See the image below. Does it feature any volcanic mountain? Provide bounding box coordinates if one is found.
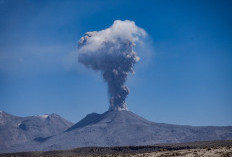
[4,110,232,153]
[0,111,73,153]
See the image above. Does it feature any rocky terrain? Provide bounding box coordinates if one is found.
[1,140,231,157]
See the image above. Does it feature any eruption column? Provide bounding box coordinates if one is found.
[77,20,146,111]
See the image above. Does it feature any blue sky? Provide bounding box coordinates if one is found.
[0,0,231,126]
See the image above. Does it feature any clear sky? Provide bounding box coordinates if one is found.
[0,0,231,126]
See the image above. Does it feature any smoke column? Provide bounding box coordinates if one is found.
[78,20,146,111]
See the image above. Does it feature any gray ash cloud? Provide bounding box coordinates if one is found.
[77,20,146,111]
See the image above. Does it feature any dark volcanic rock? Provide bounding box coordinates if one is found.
[4,110,232,153]
[0,111,73,153]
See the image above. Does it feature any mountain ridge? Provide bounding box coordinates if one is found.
[0,111,73,152]
[3,110,232,153]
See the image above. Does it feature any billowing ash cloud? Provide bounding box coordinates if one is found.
[78,20,146,111]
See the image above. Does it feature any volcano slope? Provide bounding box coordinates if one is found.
[5,110,232,153]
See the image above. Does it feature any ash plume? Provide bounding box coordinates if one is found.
[77,20,146,111]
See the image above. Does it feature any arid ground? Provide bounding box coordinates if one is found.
[1,140,231,157]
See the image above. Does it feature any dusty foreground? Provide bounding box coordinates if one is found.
[1,140,232,157]
[128,147,232,157]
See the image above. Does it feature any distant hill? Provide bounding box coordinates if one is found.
[3,110,232,153]
[0,111,73,153]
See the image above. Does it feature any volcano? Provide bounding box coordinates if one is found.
[4,110,232,153]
